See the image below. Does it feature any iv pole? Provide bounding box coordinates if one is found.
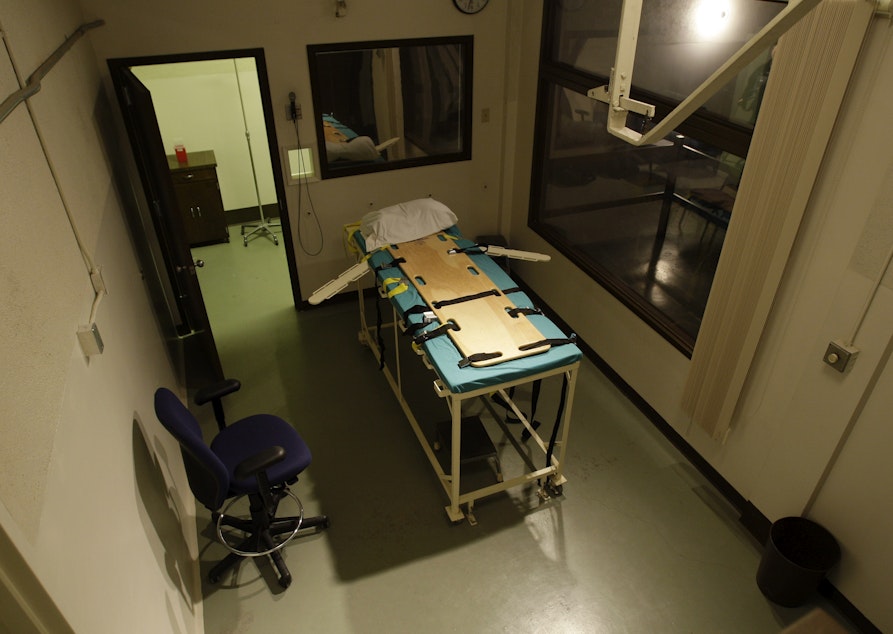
[234,59,280,246]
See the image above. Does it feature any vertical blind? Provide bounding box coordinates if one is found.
[681,0,876,441]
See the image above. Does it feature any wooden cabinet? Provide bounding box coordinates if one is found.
[167,150,229,246]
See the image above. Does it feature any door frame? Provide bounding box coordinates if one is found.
[108,49,301,384]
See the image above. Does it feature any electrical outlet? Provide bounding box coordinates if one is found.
[823,340,858,373]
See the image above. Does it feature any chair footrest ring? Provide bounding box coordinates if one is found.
[215,488,304,558]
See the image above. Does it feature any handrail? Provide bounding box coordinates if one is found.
[0,19,104,124]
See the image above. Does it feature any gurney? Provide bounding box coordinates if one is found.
[311,200,582,523]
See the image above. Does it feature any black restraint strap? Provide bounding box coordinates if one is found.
[458,352,503,368]
[507,307,543,318]
[375,296,386,370]
[403,304,430,316]
[412,321,459,345]
[522,379,542,442]
[432,289,500,309]
[401,304,433,337]
[372,257,405,273]
[545,374,570,474]
[519,334,577,351]
[446,244,487,256]
[404,322,428,337]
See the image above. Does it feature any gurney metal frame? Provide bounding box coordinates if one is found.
[353,276,580,525]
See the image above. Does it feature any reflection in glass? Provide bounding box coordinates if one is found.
[535,83,744,348]
[307,37,472,179]
[551,0,783,127]
[532,0,780,351]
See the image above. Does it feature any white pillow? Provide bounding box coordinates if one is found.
[361,199,458,250]
[326,137,381,162]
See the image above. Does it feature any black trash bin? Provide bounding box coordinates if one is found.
[756,516,841,607]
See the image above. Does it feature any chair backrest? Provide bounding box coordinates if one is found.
[154,387,230,510]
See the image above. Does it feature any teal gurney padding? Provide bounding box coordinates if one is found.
[354,228,582,393]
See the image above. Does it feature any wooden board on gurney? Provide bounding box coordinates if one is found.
[390,233,550,367]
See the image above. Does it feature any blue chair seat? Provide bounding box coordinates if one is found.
[211,414,312,495]
[154,380,328,590]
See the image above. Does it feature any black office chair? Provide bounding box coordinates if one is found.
[154,379,328,589]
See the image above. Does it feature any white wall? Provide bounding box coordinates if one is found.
[133,59,278,212]
[6,0,889,630]
[80,0,510,301]
[0,0,200,632]
[507,4,893,630]
[1,0,512,630]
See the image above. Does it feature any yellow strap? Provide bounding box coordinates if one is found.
[381,277,408,298]
[343,222,362,256]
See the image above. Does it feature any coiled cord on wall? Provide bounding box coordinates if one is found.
[291,115,323,256]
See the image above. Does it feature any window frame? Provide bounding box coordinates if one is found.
[528,3,759,355]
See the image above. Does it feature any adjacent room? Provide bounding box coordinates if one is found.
[2,1,892,633]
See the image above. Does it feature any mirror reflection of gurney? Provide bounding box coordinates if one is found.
[323,114,399,164]
[310,201,582,524]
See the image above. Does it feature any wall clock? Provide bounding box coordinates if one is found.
[453,0,489,14]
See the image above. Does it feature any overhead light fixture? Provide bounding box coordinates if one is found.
[694,0,732,39]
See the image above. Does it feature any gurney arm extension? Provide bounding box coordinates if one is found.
[309,261,370,305]
[484,245,551,262]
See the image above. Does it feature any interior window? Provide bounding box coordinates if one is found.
[530,1,781,353]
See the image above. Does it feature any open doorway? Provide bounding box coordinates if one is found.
[109,49,299,384]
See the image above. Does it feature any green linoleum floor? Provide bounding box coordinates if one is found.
[188,229,857,634]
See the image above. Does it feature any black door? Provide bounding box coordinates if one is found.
[111,64,224,387]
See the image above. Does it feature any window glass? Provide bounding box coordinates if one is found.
[532,2,775,352]
[535,84,742,344]
[551,0,782,127]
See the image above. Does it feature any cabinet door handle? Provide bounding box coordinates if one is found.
[196,206,201,217]
[185,173,194,179]
[190,206,195,218]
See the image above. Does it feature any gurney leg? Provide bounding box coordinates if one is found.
[445,505,466,524]
[446,398,464,523]
[465,502,478,526]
